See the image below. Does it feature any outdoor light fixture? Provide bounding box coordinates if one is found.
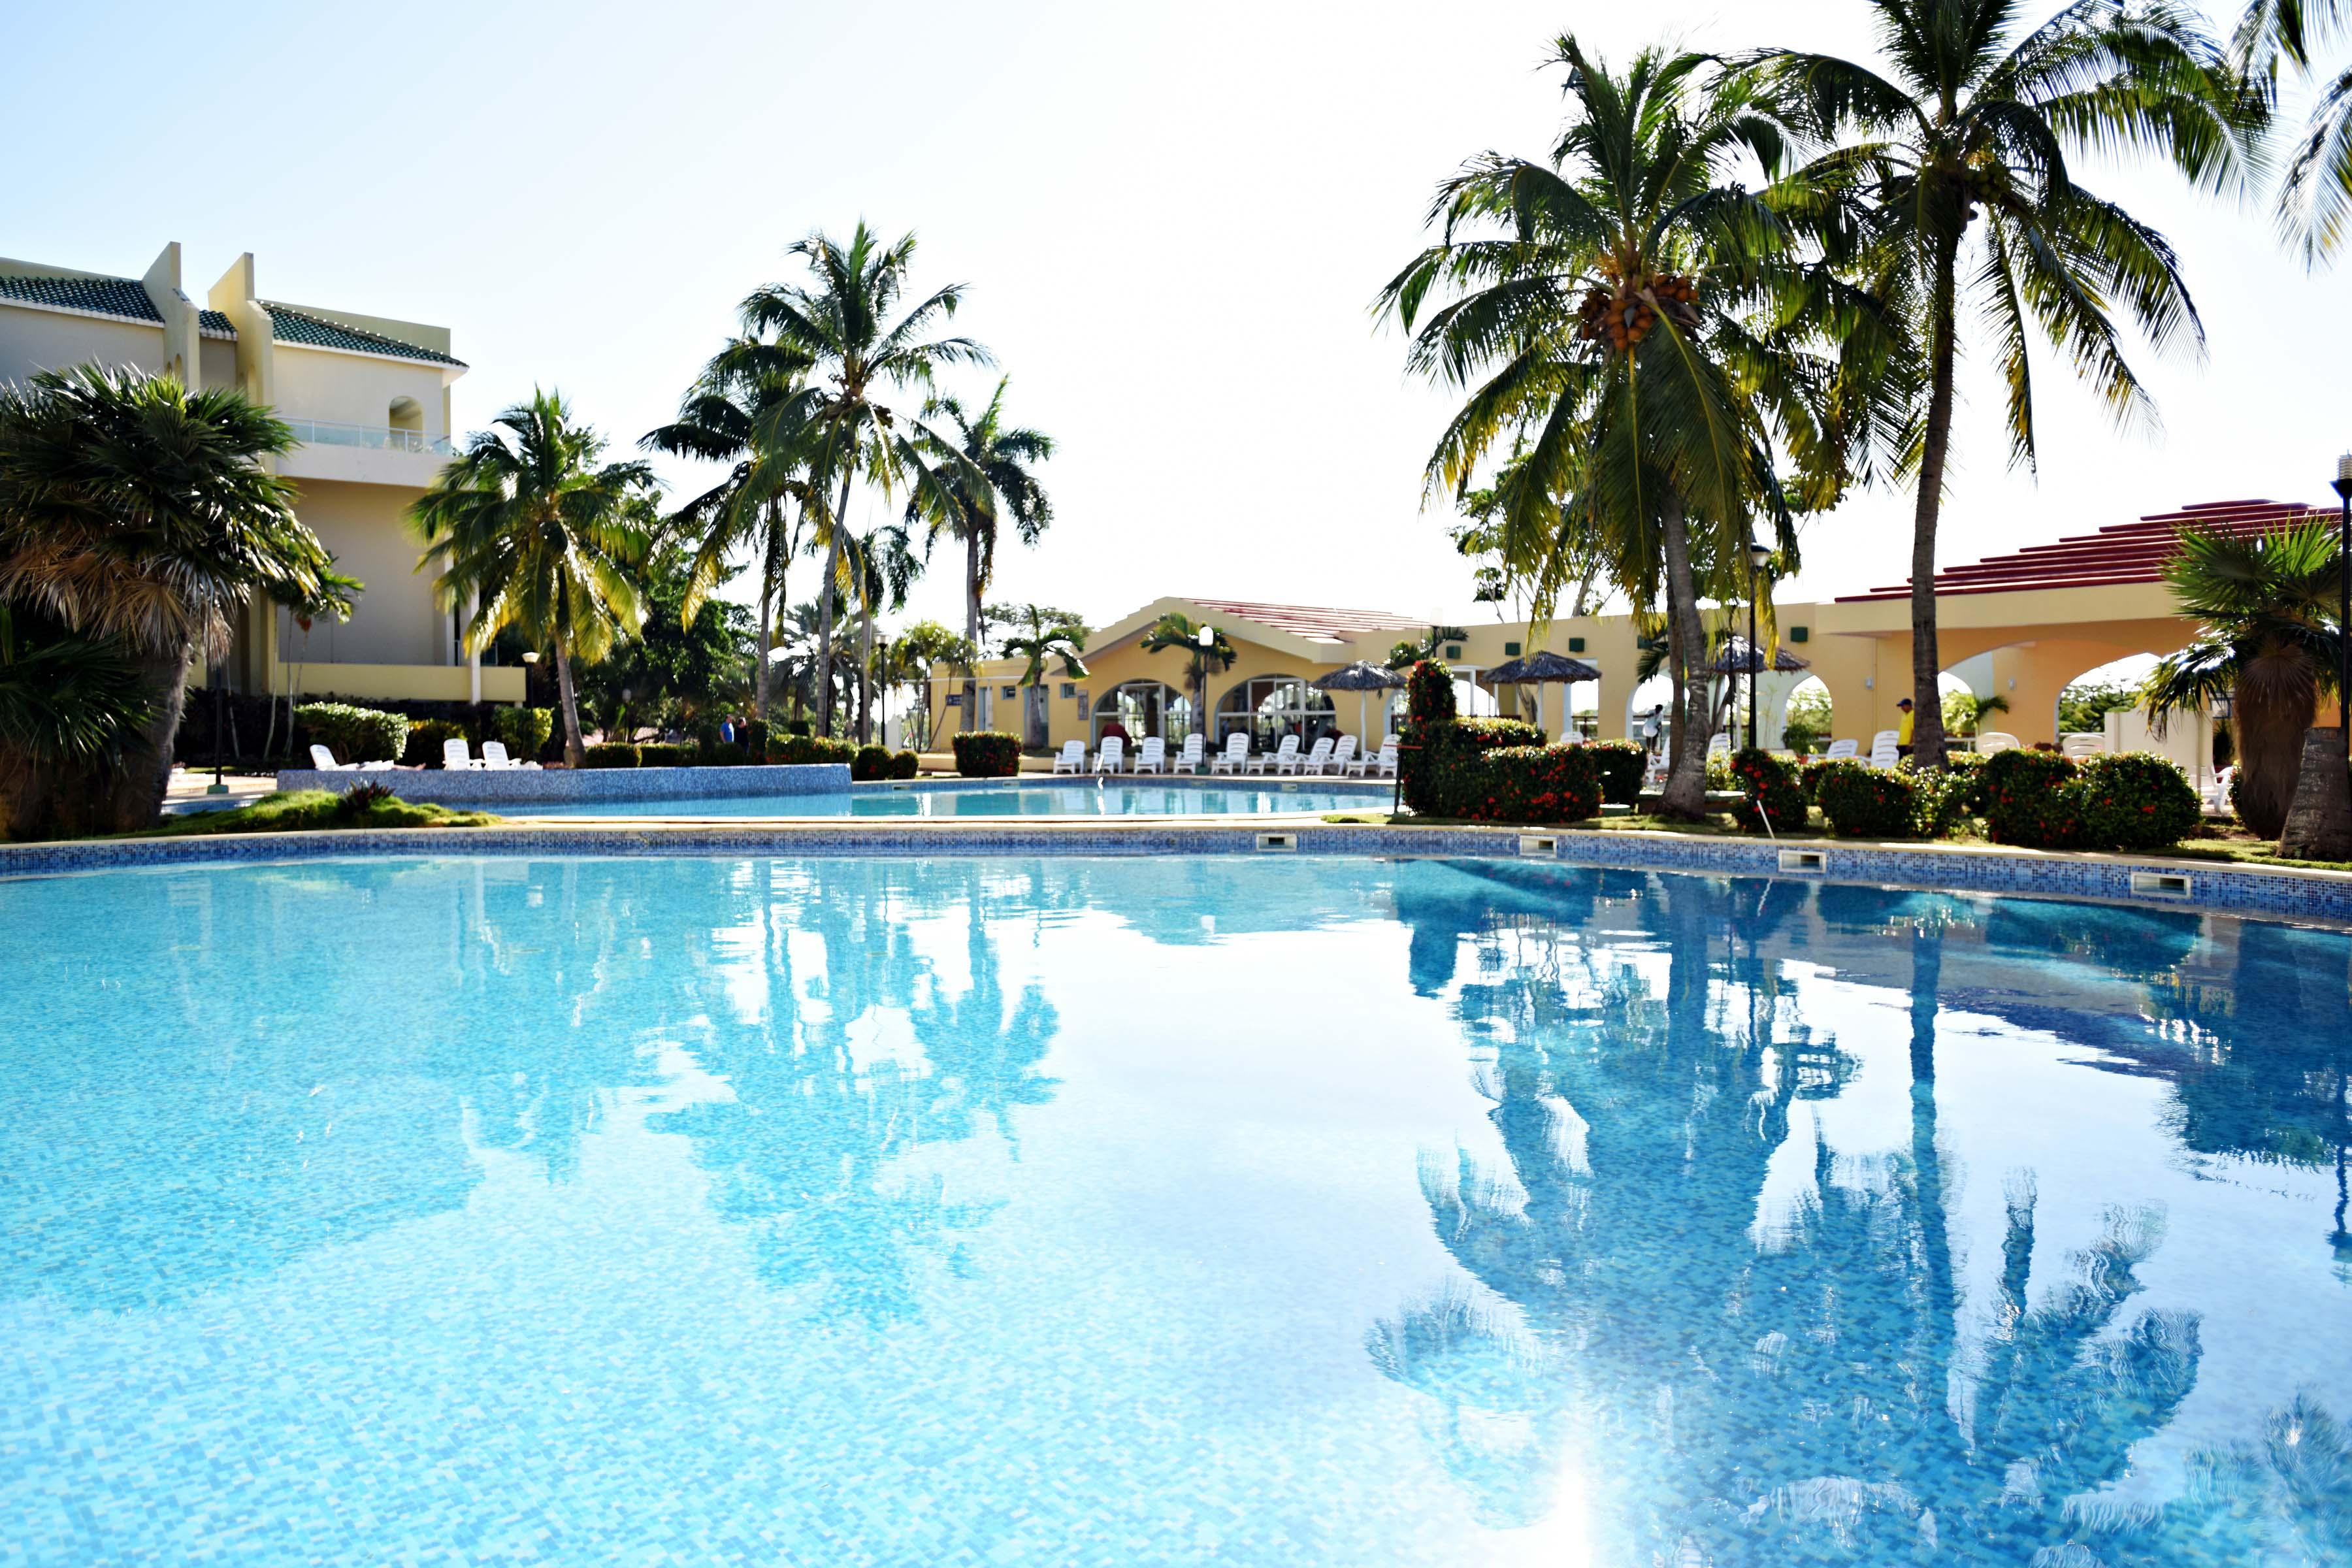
[521,651,540,665]
[1745,539,1771,750]
[2334,454,2351,752]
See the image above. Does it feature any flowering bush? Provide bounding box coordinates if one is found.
[1980,749,2084,847]
[1795,755,1842,803]
[1586,740,1646,804]
[1431,742,1604,824]
[851,743,894,781]
[1984,749,2197,850]
[1405,659,1456,725]
[1727,748,1807,832]
[1816,760,1920,838]
[1401,715,1541,814]
[889,749,921,779]
[950,731,1022,777]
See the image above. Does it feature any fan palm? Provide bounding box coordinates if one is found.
[641,337,819,723]
[910,378,1055,717]
[1138,612,1233,747]
[2142,517,2342,837]
[0,363,331,830]
[1739,0,2253,769]
[738,224,992,735]
[412,390,657,767]
[1378,39,1869,816]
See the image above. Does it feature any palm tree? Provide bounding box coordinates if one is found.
[1138,612,1234,750]
[1740,0,2253,770]
[889,619,978,746]
[2142,516,2342,838]
[1383,625,1471,672]
[738,224,992,736]
[1378,39,1863,816]
[412,390,657,768]
[1000,606,1090,749]
[0,363,333,829]
[910,378,1055,719]
[2236,0,2352,259]
[838,517,920,743]
[641,338,819,723]
[259,561,361,762]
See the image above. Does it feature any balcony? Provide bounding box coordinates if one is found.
[282,417,454,455]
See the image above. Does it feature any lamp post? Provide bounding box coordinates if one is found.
[1747,540,1772,752]
[1196,625,1215,762]
[2336,454,2351,757]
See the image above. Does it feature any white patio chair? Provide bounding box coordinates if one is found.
[309,743,353,772]
[1321,735,1358,776]
[1977,731,2020,755]
[1348,737,1399,777]
[2061,732,2106,759]
[1092,735,1126,774]
[1825,738,1858,760]
[1707,731,1731,757]
[1281,736,1333,776]
[1868,730,1901,770]
[1173,734,1205,773]
[1209,732,1250,775]
[1133,736,1167,774]
[481,741,540,770]
[442,736,487,770]
[1247,735,1298,775]
[1051,740,1086,774]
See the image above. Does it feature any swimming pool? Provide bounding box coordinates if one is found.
[5,854,2347,1565]
[518,780,1383,817]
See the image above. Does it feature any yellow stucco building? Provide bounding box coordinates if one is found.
[0,242,518,706]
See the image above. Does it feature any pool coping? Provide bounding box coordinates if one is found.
[8,819,2351,930]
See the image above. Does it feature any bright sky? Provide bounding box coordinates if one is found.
[7,1,2347,640]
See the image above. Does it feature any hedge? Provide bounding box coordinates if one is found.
[1982,748,2198,851]
[1816,760,1919,839]
[1586,740,1646,805]
[1401,715,1543,815]
[581,742,641,769]
[404,717,467,766]
[637,742,696,768]
[700,741,748,767]
[770,733,857,767]
[1405,659,1456,725]
[1447,744,1604,825]
[1727,748,1807,832]
[295,702,410,764]
[851,744,893,782]
[952,731,1022,777]
[493,706,554,762]
[889,749,920,779]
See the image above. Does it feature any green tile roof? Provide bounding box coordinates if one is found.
[0,272,235,335]
[262,303,465,367]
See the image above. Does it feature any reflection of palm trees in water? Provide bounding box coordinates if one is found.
[1370,873,2216,1561]
[652,859,1059,1325]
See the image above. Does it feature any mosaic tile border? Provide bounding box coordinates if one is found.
[7,821,2351,929]
[270,762,850,804]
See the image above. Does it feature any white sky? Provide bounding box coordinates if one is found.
[7,1,2347,639]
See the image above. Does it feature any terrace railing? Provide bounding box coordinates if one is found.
[284,417,455,456]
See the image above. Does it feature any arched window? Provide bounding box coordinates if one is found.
[1092,680,1191,745]
[1215,676,1337,748]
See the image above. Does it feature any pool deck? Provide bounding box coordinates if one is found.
[8,815,2352,930]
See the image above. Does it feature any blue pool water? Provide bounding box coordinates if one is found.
[521,781,1379,817]
[4,855,2348,1566]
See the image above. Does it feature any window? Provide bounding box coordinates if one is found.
[1568,636,1586,653]
[1444,644,1463,661]
[1505,641,1521,657]
[1789,626,1810,644]
[1092,680,1191,744]
[1060,682,1077,699]
[1215,676,1337,748]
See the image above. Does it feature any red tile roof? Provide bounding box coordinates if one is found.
[1836,499,2333,602]
[1182,598,1428,642]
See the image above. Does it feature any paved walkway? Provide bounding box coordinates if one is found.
[163,768,277,811]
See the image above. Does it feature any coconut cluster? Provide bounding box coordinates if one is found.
[1576,261,1702,353]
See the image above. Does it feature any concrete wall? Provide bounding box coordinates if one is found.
[282,479,443,666]
[0,306,165,383]
[270,341,450,438]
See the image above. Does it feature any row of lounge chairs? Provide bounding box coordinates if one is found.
[306,739,540,772]
[1052,733,1400,778]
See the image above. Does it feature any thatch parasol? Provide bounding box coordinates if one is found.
[1477,649,1603,740]
[1702,636,1809,675]
[1311,661,1409,743]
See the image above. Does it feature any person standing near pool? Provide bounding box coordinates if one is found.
[1896,697,1914,759]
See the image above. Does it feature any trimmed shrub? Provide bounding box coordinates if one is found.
[494,705,554,761]
[700,741,748,767]
[771,733,857,767]
[1816,760,1920,839]
[951,730,1022,777]
[1982,749,2086,848]
[1727,748,1807,832]
[637,742,696,768]
[295,702,410,765]
[742,719,769,761]
[2078,753,2201,850]
[785,719,812,737]
[1447,744,1605,825]
[581,742,641,769]
[889,749,920,779]
[1405,659,1456,725]
[1586,740,1646,805]
[1795,755,1842,804]
[404,717,467,767]
[851,744,893,782]
[1910,766,1983,840]
[1403,717,1543,815]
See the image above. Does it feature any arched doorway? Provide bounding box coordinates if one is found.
[1215,676,1337,749]
[1092,681,1192,746]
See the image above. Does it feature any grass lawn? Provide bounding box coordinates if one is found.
[138,790,500,838]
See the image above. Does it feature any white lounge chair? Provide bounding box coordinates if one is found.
[1092,736,1126,774]
[1209,732,1250,775]
[1173,734,1205,773]
[1133,736,1167,774]
[442,736,487,770]
[1320,735,1358,776]
[1707,731,1731,757]
[1246,735,1298,776]
[1348,737,1399,778]
[480,740,539,770]
[1977,730,2020,755]
[1281,736,1333,776]
[1825,738,1858,760]
[310,743,353,772]
[1051,740,1086,774]
[1868,730,1901,770]
[2061,732,2106,759]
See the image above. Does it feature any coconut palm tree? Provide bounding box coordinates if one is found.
[1000,606,1090,749]
[1740,0,2254,770]
[1382,625,1472,672]
[837,517,920,743]
[909,378,1055,718]
[412,390,657,768]
[2236,0,2352,259]
[1138,612,1233,749]
[641,337,819,723]
[0,363,333,830]
[1378,39,1867,816]
[738,224,992,736]
[2142,515,2342,838]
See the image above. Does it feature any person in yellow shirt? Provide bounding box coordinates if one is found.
[1896,697,1915,758]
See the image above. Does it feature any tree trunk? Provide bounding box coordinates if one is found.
[1908,233,1961,772]
[1658,495,1711,819]
[963,524,984,733]
[555,640,585,768]
[2235,672,2313,838]
[857,602,875,745]
[815,464,854,736]
[755,515,776,723]
[2278,726,2352,860]
[97,644,195,832]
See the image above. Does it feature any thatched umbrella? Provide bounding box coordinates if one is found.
[1478,649,1603,740]
[1701,636,1809,675]
[1311,661,1409,745]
